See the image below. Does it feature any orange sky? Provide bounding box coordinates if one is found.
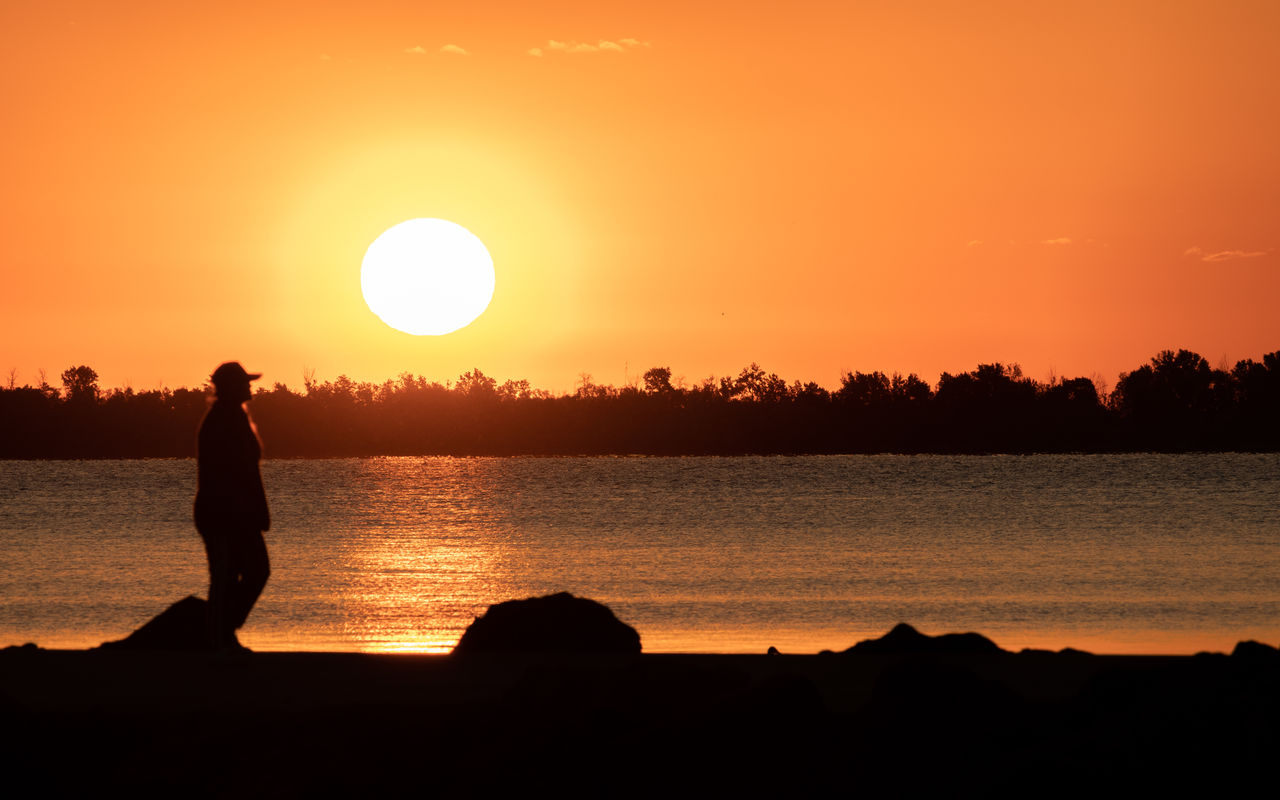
[3,1,1277,394]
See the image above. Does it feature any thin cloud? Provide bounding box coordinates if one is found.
[439,44,469,56]
[966,240,983,247]
[1041,237,1072,246]
[1184,246,1268,263]
[404,45,427,55]
[527,47,543,57]
[540,38,650,55]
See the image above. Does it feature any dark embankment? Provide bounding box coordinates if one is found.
[3,636,1277,793]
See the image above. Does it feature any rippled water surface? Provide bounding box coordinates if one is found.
[2,454,1277,653]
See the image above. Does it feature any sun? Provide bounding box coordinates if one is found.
[361,218,495,336]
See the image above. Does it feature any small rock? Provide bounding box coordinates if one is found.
[842,623,1005,655]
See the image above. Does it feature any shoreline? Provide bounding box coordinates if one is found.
[14,624,1273,658]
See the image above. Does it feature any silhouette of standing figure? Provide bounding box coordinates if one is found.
[194,362,270,651]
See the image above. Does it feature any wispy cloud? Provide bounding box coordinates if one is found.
[966,240,983,247]
[548,40,599,53]
[536,38,650,55]
[1041,237,1072,246]
[1184,246,1268,263]
[439,44,469,56]
[404,45,427,55]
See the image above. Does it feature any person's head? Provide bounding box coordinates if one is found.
[210,361,261,403]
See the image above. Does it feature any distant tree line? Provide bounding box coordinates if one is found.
[2,349,1277,458]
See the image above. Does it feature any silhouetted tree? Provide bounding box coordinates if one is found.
[643,367,674,395]
[1041,376,1100,411]
[575,374,616,399]
[790,380,829,402]
[1233,353,1280,414]
[456,368,497,399]
[733,363,788,402]
[890,373,932,405]
[1113,349,1232,449]
[838,371,892,408]
[933,363,1038,451]
[61,365,99,404]
[498,378,537,401]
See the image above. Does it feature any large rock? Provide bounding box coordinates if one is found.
[97,596,241,652]
[453,592,641,655]
[1231,639,1280,660]
[841,622,1005,655]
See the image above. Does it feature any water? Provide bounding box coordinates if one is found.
[1,454,1277,654]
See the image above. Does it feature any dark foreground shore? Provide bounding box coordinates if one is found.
[3,645,1277,794]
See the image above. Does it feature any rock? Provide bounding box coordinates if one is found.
[97,596,242,652]
[841,623,1005,655]
[1057,646,1093,656]
[1231,640,1280,660]
[1019,645,1091,657]
[453,592,641,655]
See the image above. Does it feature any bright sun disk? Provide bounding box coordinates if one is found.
[361,218,495,336]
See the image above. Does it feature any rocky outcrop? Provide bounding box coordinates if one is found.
[841,622,1005,655]
[453,592,641,655]
[1231,639,1280,660]
[97,596,242,652]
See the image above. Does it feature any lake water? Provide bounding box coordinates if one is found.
[1,454,1277,654]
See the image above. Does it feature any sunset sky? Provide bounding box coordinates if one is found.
[3,0,1277,394]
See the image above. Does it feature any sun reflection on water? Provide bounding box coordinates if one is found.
[321,458,516,653]
[336,534,508,653]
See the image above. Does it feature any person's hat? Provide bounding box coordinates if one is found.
[210,361,262,387]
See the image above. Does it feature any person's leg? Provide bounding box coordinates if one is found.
[228,529,270,630]
[200,529,235,647]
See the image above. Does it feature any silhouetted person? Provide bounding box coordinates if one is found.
[194,361,270,651]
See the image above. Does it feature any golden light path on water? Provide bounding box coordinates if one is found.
[337,533,507,655]
[261,458,522,655]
